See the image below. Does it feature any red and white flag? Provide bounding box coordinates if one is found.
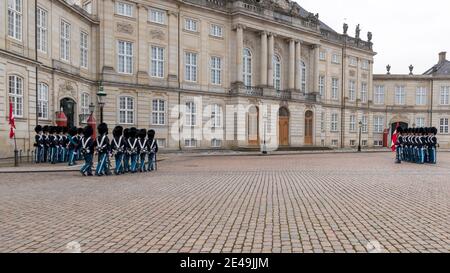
[390,123,399,152]
[9,100,16,139]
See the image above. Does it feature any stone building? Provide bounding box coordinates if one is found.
[0,0,448,158]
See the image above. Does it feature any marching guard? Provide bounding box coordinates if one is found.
[138,129,148,173]
[80,126,94,176]
[394,126,438,165]
[147,129,158,171]
[111,126,126,175]
[34,125,44,163]
[95,123,111,176]
[127,127,139,173]
[67,127,79,166]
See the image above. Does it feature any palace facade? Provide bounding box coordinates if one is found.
[0,0,449,158]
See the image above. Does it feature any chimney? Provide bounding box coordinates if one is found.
[439,52,447,63]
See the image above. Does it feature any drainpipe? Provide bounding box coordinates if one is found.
[340,44,346,148]
[35,0,39,126]
[430,78,434,127]
[177,4,181,151]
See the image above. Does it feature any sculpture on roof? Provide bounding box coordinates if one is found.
[355,24,361,39]
[367,32,372,42]
[386,64,391,75]
[343,23,348,35]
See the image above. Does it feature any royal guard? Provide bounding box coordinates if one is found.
[49,126,58,164]
[123,128,130,173]
[55,126,62,162]
[62,126,69,163]
[67,127,78,166]
[95,123,110,176]
[76,127,84,161]
[429,127,438,164]
[111,126,125,175]
[137,129,148,172]
[34,125,44,163]
[42,125,50,163]
[394,127,403,164]
[80,126,94,176]
[127,127,139,173]
[147,129,158,171]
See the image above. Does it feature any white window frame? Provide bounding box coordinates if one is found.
[301,61,307,92]
[150,46,165,78]
[349,80,356,101]
[149,8,165,24]
[8,75,23,118]
[374,116,384,133]
[440,118,449,134]
[80,31,89,69]
[273,54,282,91]
[331,113,338,132]
[395,86,406,105]
[38,83,49,120]
[361,116,368,133]
[440,86,450,105]
[210,56,222,85]
[374,85,385,105]
[349,115,356,132]
[81,92,90,123]
[119,96,135,124]
[185,52,198,82]
[185,102,197,127]
[319,76,325,97]
[211,104,222,128]
[116,2,133,17]
[361,59,369,70]
[152,99,166,125]
[210,24,223,38]
[243,48,252,87]
[331,78,339,100]
[60,20,71,62]
[361,82,368,103]
[319,51,326,61]
[349,56,357,67]
[37,7,48,53]
[8,0,22,41]
[185,138,197,148]
[416,117,425,128]
[320,112,325,132]
[211,138,222,148]
[332,54,340,64]
[118,40,133,74]
[185,18,198,32]
[415,87,427,105]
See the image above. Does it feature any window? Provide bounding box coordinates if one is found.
[185,138,197,147]
[119,96,134,124]
[243,48,252,87]
[395,86,406,105]
[415,87,427,105]
[319,76,325,96]
[149,9,165,24]
[301,61,307,92]
[374,140,383,147]
[210,24,223,38]
[319,51,326,61]
[331,113,338,132]
[440,86,450,105]
[185,102,196,126]
[348,80,356,101]
[320,112,325,132]
[157,139,166,148]
[374,116,384,133]
[361,59,369,69]
[332,54,340,64]
[350,140,356,146]
[151,46,164,78]
[152,99,166,125]
[211,139,222,148]
[8,0,22,40]
[273,55,281,90]
[374,85,385,105]
[331,140,338,146]
[416,117,425,128]
[8,75,23,117]
[361,116,368,133]
[81,92,90,123]
[185,52,198,82]
[439,118,449,134]
[38,83,48,120]
[331,78,339,100]
[361,83,368,103]
[82,1,92,14]
[118,40,133,74]
[210,56,222,85]
[349,56,357,66]
[37,7,48,52]
[349,115,356,132]
[60,20,71,61]
[211,104,221,128]
[80,32,89,68]
[185,18,198,32]
[362,140,368,147]
[116,2,133,17]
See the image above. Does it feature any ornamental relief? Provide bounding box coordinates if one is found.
[150,29,166,40]
[116,22,134,35]
[59,80,77,99]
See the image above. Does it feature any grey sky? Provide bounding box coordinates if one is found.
[294,0,450,74]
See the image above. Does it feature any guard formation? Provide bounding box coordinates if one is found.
[394,127,438,164]
[33,123,159,176]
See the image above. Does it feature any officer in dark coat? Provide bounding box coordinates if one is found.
[80,126,94,176]
[147,129,159,171]
[95,123,110,176]
[111,126,125,175]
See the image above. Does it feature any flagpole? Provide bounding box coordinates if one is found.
[14,131,18,167]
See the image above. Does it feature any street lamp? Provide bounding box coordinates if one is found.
[89,102,95,116]
[97,81,106,124]
[262,112,268,155]
[358,121,363,152]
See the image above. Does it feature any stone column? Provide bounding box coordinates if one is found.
[295,41,302,91]
[260,31,268,86]
[167,11,179,87]
[267,33,275,87]
[288,39,296,90]
[313,44,321,93]
[236,24,244,83]
[137,4,149,84]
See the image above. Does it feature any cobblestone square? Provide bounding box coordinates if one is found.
[0,152,448,253]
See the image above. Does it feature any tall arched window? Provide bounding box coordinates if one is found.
[119,96,134,124]
[243,48,252,87]
[8,75,23,117]
[301,61,307,92]
[80,92,90,123]
[273,54,281,90]
[38,83,49,120]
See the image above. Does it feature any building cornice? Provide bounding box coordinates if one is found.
[373,74,450,81]
[54,0,100,25]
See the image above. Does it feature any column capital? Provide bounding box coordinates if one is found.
[233,23,247,31]
[168,10,179,17]
[260,30,269,36]
[310,44,321,49]
[268,32,277,38]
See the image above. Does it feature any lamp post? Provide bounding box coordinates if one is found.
[97,81,106,124]
[89,102,95,117]
[358,121,362,152]
[262,112,268,155]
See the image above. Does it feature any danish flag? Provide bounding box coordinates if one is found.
[390,122,399,152]
[9,100,16,139]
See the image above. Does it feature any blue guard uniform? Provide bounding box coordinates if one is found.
[67,127,79,166]
[137,129,148,172]
[95,123,111,176]
[111,126,126,175]
[127,127,139,173]
[122,128,131,173]
[34,125,44,163]
[147,129,158,171]
[80,126,94,176]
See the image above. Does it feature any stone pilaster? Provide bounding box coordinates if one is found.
[267,33,275,87]
[288,39,296,90]
[313,44,321,94]
[295,41,302,91]
[235,24,245,84]
[260,31,268,86]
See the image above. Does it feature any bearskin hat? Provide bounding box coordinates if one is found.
[397,127,403,134]
[147,129,155,139]
[113,126,124,138]
[62,126,69,134]
[419,127,425,135]
[83,126,93,138]
[97,123,108,135]
[138,128,147,139]
[49,126,56,134]
[129,127,137,138]
[123,128,130,138]
[55,126,62,134]
[431,127,438,135]
[77,127,84,135]
[68,126,77,137]
[34,125,42,134]
[43,125,49,133]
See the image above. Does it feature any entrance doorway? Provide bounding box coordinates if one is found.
[60,98,76,128]
[304,110,313,145]
[248,106,259,145]
[279,107,289,146]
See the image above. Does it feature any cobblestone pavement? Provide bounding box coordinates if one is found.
[0,153,448,253]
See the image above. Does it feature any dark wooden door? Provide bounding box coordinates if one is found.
[305,111,313,145]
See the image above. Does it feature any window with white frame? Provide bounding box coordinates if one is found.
[210,24,223,38]
[415,87,427,105]
[362,140,368,146]
[331,78,339,100]
[361,59,369,69]
[416,117,425,128]
[37,7,48,52]
[149,8,165,24]
[211,138,222,148]
[185,52,198,82]
[374,140,383,147]
[81,92,90,123]
[319,51,326,61]
[151,46,164,78]
[119,96,134,124]
[185,138,197,147]
[8,0,22,40]
[273,55,281,90]
[320,112,325,132]
[440,118,449,134]
[80,31,88,68]
[152,99,166,125]
[185,101,196,126]
[118,40,133,74]
[116,2,133,17]
[331,139,338,146]
[349,115,356,132]
[156,139,166,148]
[38,83,48,120]
[8,75,23,117]
[331,113,338,132]
[332,54,340,64]
[349,56,357,66]
[348,80,356,101]
[301,61,307,92]
[374,116,384,133]
[374,85,385,105]
[210,56,222,85]
[361,82,368,103]
[82,1,92,14]
[185,18,198,32]
[211,104,221,128]
[60,20,71,61]
[243,48,252,87]
[440,86,450,105]
[319,76,325,97]
[350,140,356,146]
[395,86,406,105]
[361,115,368,133]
